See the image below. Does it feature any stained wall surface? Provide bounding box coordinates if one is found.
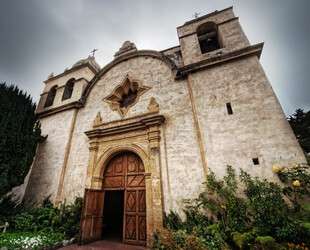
[189,56,305,182]
[59,56,206,214]
[23,109,75,203]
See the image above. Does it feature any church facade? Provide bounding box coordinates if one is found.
[23,7,305,246]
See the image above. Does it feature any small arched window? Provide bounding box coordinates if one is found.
[44,85,57,108]
[62,78,75,101]
[197,22,220,54]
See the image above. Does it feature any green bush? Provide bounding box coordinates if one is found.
[0,196,83,239]
[0,231,65,250]
[195,166,250,233]
[153,165,310,249]
[275,163,310,211]
[239,169,297,241]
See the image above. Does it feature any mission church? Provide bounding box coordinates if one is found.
[21,7,305,246]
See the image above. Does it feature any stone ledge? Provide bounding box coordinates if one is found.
[85,114,165,139]
[176,43,264,78]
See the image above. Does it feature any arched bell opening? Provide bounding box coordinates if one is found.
[197,21,221,54]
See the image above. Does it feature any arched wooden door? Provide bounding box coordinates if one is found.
[103,152,147,245]
[78,152,146,246]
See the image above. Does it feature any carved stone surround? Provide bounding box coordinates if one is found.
[84,113,165,246]
[103,75,151,118]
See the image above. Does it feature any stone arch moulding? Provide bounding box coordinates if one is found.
[103,74,151,118]
[83,113,165,246]
[94,143,150,181]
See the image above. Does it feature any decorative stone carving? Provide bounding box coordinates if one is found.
[84,113,165,246]
[114,41,137,57]
[103,75,151,118]
[93,112,102,127]
[72,56,101,72]
[47,72,54,79]
[148,97,159,113]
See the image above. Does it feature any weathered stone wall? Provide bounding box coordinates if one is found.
[189,55,305,181]
[24,109,75,204]
[36,67,95,113]
[59,56,206,214]
[178,7,250,66]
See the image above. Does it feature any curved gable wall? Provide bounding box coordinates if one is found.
[60,55,205,213]
[79,50,178,106]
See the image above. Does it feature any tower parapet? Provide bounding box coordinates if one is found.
[36,56,100,117]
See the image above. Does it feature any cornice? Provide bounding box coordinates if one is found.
[37,102,80,118]
[85,114,165,139]
[178,17,239,39]
[37,44,263,118]
[44,63,98,84]
[176,43,264,78]
[178,6,233,28]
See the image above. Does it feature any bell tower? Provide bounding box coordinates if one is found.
[175,7,304,180]
[177,7,262,67]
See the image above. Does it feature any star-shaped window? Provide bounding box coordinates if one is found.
[119,89,138,108]
[103,75,150,118]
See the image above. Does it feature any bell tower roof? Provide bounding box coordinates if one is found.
[72,55,101,72]
[44,56,101,84]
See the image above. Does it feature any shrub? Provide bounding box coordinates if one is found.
[239,169,297,241]
[275,163,310,211]
[189,166,251,233]
[0,196,83,238]
[0,231,65,250]
[163,210,183,231]
[153,226,182,249]
[154,165,310,249]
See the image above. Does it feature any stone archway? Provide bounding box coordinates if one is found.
[103,151,146,245]
[78,113,165,247]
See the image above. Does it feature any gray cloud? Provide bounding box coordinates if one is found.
[0,0,309,116]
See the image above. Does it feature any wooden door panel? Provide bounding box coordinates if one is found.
[79,152,146,246]
[138,216,146,241]
[123,188,146,245]
[105,156,124,175]
[78,189,105,245]
[125,215,136,240]
[138,190,146,212]
[127,174,145,188]
[126,190,136,212]
[123,153,147,245]
[103,176,123,189]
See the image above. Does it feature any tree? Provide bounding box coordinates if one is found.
[0,83,44,199]
[288,108,310,154]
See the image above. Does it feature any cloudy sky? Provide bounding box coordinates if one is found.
[0,0,309,116]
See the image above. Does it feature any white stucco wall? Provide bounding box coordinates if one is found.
[59,56,206,214]
[190,55,305,182]
[24,109,75,204]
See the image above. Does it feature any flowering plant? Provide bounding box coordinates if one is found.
[275,163,310,211]
[0,231,64,249]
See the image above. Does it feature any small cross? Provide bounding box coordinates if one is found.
[91,49,98,57]
[193,12,201,19]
